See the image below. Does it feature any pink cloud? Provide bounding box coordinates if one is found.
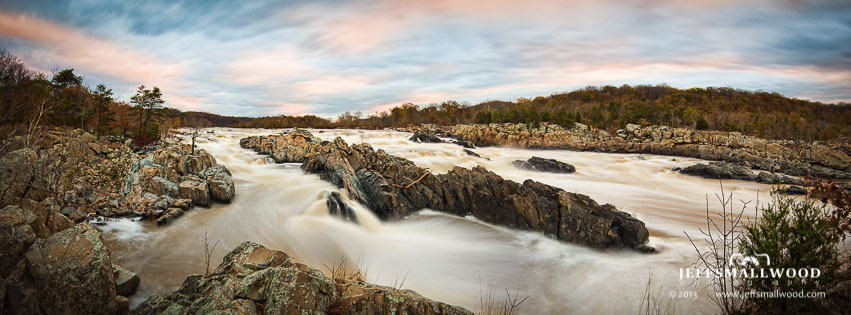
[0,11,185,85]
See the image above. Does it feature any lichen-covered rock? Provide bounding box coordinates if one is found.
[203,165,235,203]
[179,177,210,207]
[132,242,471,315]
[241,131,650,251]
[0,206,36,279]
[24,223,120,315]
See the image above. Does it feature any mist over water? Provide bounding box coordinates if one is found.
[101,128,778,314]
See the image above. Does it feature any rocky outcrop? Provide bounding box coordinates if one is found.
[241,130,651,251]
[120,144,234,224]
[408,123,851,179]
[133,241,472,315]
[0,223,137,315]
[675,161,757,181]
[513,156,576,173]
[408,131,442,143]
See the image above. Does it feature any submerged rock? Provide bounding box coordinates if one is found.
[326,191,359,223]
[512,156,576,173]
[133,242,472,315]
[241,131,651,251]
[462,149,481,158]
[113,264,141,296]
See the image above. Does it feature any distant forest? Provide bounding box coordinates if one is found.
[2,48,849,145]
[236,85,851,141]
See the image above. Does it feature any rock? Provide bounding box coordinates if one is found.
[60,206,88,223]
[24,223,119,315]
[783,186,807,195]
[462,149,481,158]
[133,242,471,315]
[179,177,210,207]
[157,208,184,225]
[410,123,851,179]
[756,172,781,184]
[452,140,475,148]
[0,206,36,278]
[241,131,651,251]
[116,295,130,312]
[512,156,576,173]
[171,198,193,210]
[326,191,359,223]
[678,161,756,181]
[113,264,141,296]
[203,165,235,203]
[1,260,41,314]
[408,131,442,143]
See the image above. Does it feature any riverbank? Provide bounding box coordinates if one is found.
[405,123,851,180]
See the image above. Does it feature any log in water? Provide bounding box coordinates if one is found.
[100,128,778,314]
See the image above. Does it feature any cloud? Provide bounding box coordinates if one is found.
[0,10,185,85]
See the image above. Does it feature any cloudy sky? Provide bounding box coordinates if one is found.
[1,0,849,117]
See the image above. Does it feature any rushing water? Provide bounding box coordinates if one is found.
[101,128,779,314]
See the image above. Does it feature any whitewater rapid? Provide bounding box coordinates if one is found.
[101,128,778,314]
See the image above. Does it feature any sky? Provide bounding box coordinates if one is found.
[0,0,849,117]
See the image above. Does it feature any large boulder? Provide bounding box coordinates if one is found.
[512,156,576,173]
[133,242,471,315]
[23,224,120,315]
[179,177,211,207]
[203,165,235,203]
[0,206,36,279]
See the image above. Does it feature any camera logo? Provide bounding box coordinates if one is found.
[729,253,771,267]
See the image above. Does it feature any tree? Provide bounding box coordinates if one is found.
[130,85,165,141]
[92,84,114,139]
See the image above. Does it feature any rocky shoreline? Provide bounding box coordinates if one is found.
[133,242,471,314]
[0,129,480,314]
[240,130,653,252]
[406,123,851,180]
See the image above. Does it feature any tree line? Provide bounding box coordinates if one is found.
[0,49,224,146]
[4,47,849,143]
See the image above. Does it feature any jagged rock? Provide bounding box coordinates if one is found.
[203,165,235,203]
[179,177,210,207]
[408,131,442,143]
[157,208,185,225]
[60,206,88,223]
[453,140,476,148]
[512,156,576,173]
[132,242,471,315]
[678,161,756,181]
[113,264,140,296]
[326,191,359,223]
[24,224,119,315]
[756,172,804,186]
[0,206,36,278]
[241,131,651,251]
[171,198,193,210]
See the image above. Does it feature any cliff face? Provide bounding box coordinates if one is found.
[409,123,851,179]
[240,130,652,251]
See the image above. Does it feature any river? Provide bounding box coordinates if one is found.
[100,128,778,314]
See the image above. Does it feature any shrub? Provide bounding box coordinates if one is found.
[738,193,840,314]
